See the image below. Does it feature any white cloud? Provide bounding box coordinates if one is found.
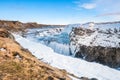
[74,0,120,11]
[80,3,96,9]
[95,0,120,18]
[96,12,120,17]
[73,0,97,10]
[73,0,120,22]
[95,0,120,12]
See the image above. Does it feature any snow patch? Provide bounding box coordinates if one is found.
[0,48,6,52]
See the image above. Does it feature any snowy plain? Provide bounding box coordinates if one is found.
[14,34,120,80]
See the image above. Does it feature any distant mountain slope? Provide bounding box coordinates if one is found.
[0,20,65,31]
[82,21,120,30]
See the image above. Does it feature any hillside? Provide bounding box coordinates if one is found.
[0,20,65,32]
[0,29,71,80]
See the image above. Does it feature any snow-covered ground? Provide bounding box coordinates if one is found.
[71,30,120,47]
[14,34,120,80]
[70,22,120,57]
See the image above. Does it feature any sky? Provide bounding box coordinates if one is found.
[0,0,120,24]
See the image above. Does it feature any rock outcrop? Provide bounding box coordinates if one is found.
[0,29,71,80]
[0,20,24,31]
[75,45,120,68]
[0,29,14,40]
[70,27,120,68]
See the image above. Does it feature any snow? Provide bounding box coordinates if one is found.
[82,22,120,30]
[62,24,81,34]
[70,22,120,56]
[70,22,120,48]
[14,34,120,80]
[0,48,6,52]
[15,54,22,60]
[46,42,70,55]
[24,27,70,55]
[23,24,81,56]
[72,30,120,47]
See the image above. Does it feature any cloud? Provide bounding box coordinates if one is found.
[74,0,97,10]
[74,0,120,11]
[73,0,120,22]
[96,12,120,17]
[80,3,96,9]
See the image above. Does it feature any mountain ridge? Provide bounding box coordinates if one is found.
[0,20,66,32]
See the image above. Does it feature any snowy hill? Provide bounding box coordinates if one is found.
[70,27,120,48]
[70,22,120,68]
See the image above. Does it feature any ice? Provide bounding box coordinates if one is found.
[14,34,120,80]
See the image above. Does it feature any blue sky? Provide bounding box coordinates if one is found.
[0,0,120,24]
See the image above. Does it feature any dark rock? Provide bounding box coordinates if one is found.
[80,77,98,80]
[73,28,95,36]
[47,76,54,80]
[59,78,66,80]
[75,45,120,68]
[90,78,98,80]
[80,77,89,80]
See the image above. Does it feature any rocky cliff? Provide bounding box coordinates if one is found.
[70,25,120,68]
[0,29,71,80]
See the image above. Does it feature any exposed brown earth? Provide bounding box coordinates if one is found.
[0,29,71,80]
[0,20,65,32]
